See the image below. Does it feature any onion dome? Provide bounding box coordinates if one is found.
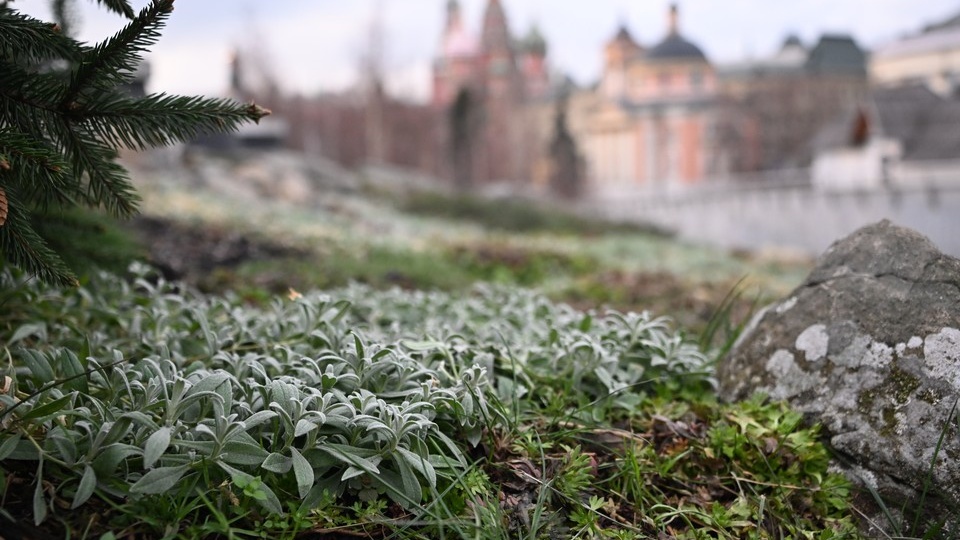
[522,24,547,56]
[442,0,478,58]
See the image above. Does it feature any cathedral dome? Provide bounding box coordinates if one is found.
[648,34,706,61]
[647,4,707,62]
[521,24,547,56]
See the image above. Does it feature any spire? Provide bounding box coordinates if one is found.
[612,24,637,45]
[440,0,478,59]
[648,3,707,61]
[445,0,462,31]
[229,48,244,97]
[605,20,641,63]
[481,0,511,54]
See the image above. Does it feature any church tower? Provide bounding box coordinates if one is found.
[478,0,520,181]
[519,24,549,100]
[601,25,642,100]
[432,0,548,185]
[480,0,519,100]
[433,0,479,108]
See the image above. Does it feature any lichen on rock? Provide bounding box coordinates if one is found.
[923,327,960,391]
[717,220,960,537]
[795,324,828,362]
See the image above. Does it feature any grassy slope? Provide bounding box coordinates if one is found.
[6,158,926,538]
[130,162,812,337]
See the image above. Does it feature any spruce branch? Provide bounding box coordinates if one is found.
[1,0,264,285]
[0,184,78,286]
[0,129,75,210]
[0,186,8,227]
[0,8,79,64]
[0,59,69,107]
[67,0,173,97]
[93,0,136,20]
[0,130,71,174]
[57,126,139,217]
[76,93,271,150]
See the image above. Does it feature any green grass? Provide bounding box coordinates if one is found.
[31,207,146,278]
[206,245,478,296]
[397,191,662,236]
[130,171,810,326]
[217,240,595,293]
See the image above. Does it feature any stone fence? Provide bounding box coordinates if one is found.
[586,170,960,258]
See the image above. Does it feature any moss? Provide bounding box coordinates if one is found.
[916,388,943,405]
[858,365,922,436]
[880,407,899,437]
[822,361,836,378]
[888,366,922,404]
[858,388,877,414]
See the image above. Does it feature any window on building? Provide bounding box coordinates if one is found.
[490,58,510,76]
[690,71,703,91]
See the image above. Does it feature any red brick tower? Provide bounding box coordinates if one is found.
[478,0,523,181]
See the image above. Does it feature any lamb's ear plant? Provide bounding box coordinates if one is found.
[0,0,268,285]
[0,266,502,534]
[0,266,872,538]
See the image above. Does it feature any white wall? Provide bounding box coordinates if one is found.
[811,139,900,191]
[588,177,960,257]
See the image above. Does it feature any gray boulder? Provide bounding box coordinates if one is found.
[718,220,960,534]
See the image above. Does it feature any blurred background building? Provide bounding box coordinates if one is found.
[871,13,960,96]
[581,5,720,194]
[431,0,550,187]
[57,0,959,256]
[148,0,960,207]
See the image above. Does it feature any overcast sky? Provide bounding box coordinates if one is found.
[13,0,960,102]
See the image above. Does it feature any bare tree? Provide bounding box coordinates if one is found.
[548,94,584,199]
[450,87,480,190]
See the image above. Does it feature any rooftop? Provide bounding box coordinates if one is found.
[873,24,960,60]
[805,34,867,75]
[648,34,707,61]
[646,4,707,62]
[816,84,960,161]
[874,84,960,160]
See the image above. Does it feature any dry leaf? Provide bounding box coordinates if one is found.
[0,186,7,227]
